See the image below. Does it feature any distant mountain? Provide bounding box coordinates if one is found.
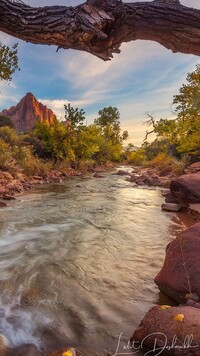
[0,93,55,132]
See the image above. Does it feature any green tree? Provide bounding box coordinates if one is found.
[0,42,19,81]
[64,103,86,128]
[94,106,128,161]
[95,106,128,143]
[173,64,200,156]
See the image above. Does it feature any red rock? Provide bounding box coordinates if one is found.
[0,201,7,207]
[93,173,106,178]
[154,223,200,303]
[165,192,178,203]
[1,172,13,181]
[0,93,54,132]
[132,305,200,355]
[0,186,6,194]
[125,175,137,182]
[147,174,160,186]
[170,174,200,204]
[117,170,131,176]
[135,174,148,185]
[6,180,23,192]
[185,162,200,174]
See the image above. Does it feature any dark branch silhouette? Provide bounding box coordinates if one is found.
[0,0,200,60]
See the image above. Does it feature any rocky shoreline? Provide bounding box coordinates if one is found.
[0,162,200,355]
[125,162,200,355]
[0,164,114,208]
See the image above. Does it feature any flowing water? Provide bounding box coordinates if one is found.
[0,168,183,355]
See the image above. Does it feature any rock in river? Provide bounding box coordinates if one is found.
[161,203,182,212]
[154,223,200,303]
[132,305,200,355]
[170,174,200,205]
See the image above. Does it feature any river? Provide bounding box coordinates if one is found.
[0,168,183,355]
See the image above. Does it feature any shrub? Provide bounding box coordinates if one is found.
[0,138,12,170]
[127,150,146,166]
[0,126,20,145]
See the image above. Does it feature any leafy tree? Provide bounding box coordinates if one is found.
[172,64,200,156]
[0,42,19,81]
[95,106,128,143]
[94,106,128,162]
[64,103,86,128]
[73,124,101,166]
[142,65,200,162]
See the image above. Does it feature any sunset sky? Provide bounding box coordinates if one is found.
[0,0,199,145]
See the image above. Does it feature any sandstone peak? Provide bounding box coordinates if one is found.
[0,93,55,132]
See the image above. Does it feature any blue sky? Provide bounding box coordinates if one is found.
[0,0,199,145]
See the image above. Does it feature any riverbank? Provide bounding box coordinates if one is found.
[0,163,114,207]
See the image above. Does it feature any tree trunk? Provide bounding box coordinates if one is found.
[0,0,200,60]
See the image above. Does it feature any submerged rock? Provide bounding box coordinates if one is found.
[132,305,200,355]
[154,223,200,303]
[161,203,182,212]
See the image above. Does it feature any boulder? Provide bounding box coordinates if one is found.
[147,174,160,186]
[125,175,137,182]
[154,223,200,303]
[135,174,148,185]
[170,174,200,205]
[132,305,200,355]
[117,170,131,176]
[185,162,200,174]
[165,192,178,204]
[161,203,182,212]
[93,173,106,178]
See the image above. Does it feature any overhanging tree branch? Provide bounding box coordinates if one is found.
[0,0,200,60]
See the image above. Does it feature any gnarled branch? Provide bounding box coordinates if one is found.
[0,0,200,60]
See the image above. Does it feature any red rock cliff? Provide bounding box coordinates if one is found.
[0,93,55,132]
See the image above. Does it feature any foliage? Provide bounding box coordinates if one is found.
[126,149,146,166]
[172,64,200,156]
[0,138,12,170]
[94,106,128,162]
[0,126,20,145]
[64,103,86,128]
[142,64,200,163]
[0,115,14,128]
[0,104,129,175]
[0,42,19,82]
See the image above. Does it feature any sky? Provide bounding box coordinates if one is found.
[0,0,199,146]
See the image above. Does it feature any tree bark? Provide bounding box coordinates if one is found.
[0,0,200,60]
